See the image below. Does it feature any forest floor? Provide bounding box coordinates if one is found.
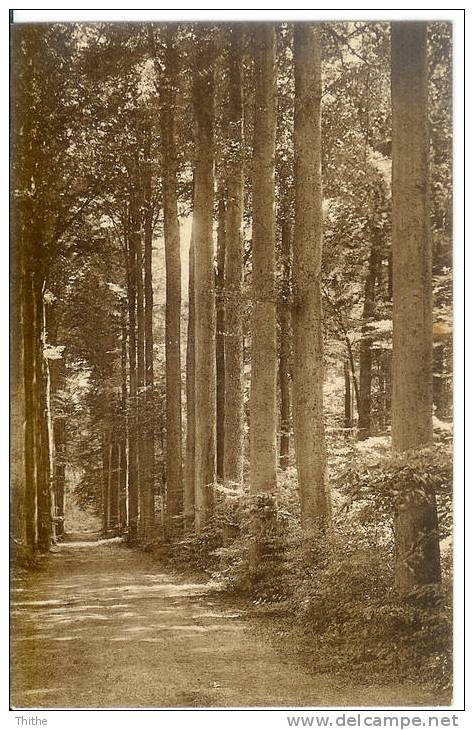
[11,538,441,709]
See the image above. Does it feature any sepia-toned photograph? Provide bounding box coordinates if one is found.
[10,10,457,711]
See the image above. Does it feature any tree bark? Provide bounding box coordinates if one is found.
[344,360,352,432]
[391,21,441,592]
[112,439,120,530]
[34,274,53,551]
[127,179,140,543]
[136,226,146,392]
[102,429,111,534]
[120,298,129,530]
[12,26,37,554]
[433,342,449,419]
[358,241,380,440]
[136,213,148,540]
[293,23,331,533]
[224,25,245,488]
[11,203,28,551]
[250,24,278,499]
[53,417,66,538]
[278,218,292,471]
[193,30,216,534]
[216,190,226,482]
[22,267,37,549]
[161,27,183,532]
[184,228,196,530]
[142,131,156,541]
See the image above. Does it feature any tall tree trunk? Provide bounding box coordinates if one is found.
[44,348,55,538]
[102,428,111,534]
[193,30,216,534]
[136,236,146,391]
[34,273,53,551]
[391,21,441,591]
[110,439,119,530]
[47,302,66,540]
[346,337,360,419]
[215,190,226,482]
[11,210,27,551]
[136,205,147,541]
[250,24,278,500]
[249,24,278,576]
[142,132,156,541]
[107,439,113,531]
[120,298,129,530]
[12,27,37,554]
[381,349,392,429]
[118,442,128,530]
[358,241,380,440]
[293,24,331,533]
[53,417,66,538]
[161,27,183,532]
[224,25,245,488]
[184,229,196,530]
[22,267,37,549]
[127,188,139,543]
[344,360,352,432]
[433,342,448,419]
[278,218,292,471]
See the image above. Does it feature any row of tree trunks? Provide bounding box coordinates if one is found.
[17,260,54,552]
[12,246,54,554]
[13,236,54,553]
[124,132,158,544]
[108,21,443,601]
[10,22,443,605]
[102,21,446,605]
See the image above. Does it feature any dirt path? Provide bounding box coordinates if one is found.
[11,539,437,708]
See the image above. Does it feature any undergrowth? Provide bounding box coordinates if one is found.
[157,441,453,697]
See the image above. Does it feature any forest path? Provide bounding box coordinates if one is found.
[11,539,435,709]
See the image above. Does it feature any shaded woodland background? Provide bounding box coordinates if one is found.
[10,21,453,698]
